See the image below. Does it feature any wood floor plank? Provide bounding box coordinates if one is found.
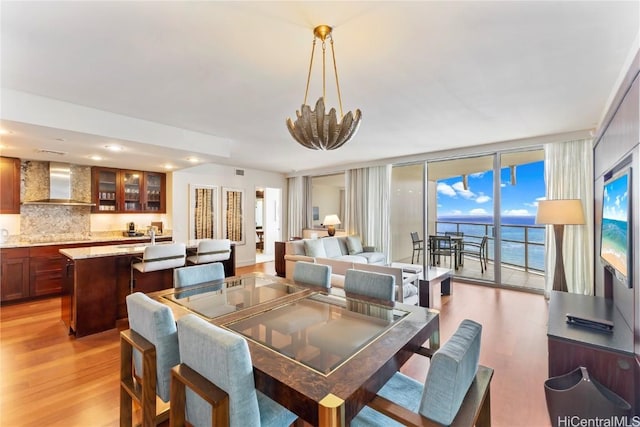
[0,261,551,426]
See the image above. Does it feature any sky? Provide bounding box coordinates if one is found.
[437,160,545,217]
[602,172,629,222]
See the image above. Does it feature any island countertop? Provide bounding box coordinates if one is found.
[59,239,218,260]
[0,233,173,249]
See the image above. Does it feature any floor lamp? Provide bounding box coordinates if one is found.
[535,199,585,292]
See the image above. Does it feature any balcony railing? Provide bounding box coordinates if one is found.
[435,220,545,273]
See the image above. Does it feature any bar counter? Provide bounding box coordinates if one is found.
[59,240,235,337]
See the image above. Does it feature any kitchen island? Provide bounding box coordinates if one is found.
[0,234,174,303]
[60,240,235,337]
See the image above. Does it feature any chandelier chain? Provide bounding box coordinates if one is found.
[329,38,345,118]
[321,40,326,102]
[303,38,316,106]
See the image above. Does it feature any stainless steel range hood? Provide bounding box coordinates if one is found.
[22,162,95,206]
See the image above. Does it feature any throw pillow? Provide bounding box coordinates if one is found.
[346,235,364,255]
[304,239,327,258]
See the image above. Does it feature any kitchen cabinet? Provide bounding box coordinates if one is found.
[0,156,21,214]
[0,248,30,301]
[93,167,119,212]
[29,245,68,297]
[92,167,166,213]
[1,237,171,303]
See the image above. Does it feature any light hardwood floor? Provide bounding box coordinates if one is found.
[0,261,551,426]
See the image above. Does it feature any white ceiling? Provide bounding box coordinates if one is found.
[1,1,638,174]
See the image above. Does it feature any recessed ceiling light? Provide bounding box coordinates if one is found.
[0,129,12,135]
[55,137,66,142]
[89,155,103,161]
[186,157,199,163]
[104,144,124,152]
[164,164,175,170]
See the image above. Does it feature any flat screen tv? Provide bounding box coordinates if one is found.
[600,167,632,287]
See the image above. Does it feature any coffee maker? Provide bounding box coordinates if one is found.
[127,222,136,237]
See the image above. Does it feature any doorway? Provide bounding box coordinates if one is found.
[255,187,282,263]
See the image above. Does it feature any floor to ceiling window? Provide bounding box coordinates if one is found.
[425,149,545,291]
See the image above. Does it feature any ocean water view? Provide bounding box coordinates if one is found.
[600,218,628,276]
[437,215,546,271]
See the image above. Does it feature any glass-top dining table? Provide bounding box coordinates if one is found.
[148,272,440,426]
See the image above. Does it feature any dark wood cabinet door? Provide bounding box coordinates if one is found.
[92,167,119,213]
[143,172,166,213]
[1,249,30,301]
[0,157,20,214]
[29,250,65,297]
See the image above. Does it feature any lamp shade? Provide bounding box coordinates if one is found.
[535,199,585,225]
[323,214,341,226]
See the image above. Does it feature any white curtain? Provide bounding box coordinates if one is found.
[346,165,391,260]
[287,176,311,239]
[544,139,594,296]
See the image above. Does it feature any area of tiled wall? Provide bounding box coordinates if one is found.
[20,161,93,242]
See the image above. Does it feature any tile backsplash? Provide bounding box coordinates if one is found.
[20,161,92,240]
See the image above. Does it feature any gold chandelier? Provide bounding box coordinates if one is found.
[286,25,362,150]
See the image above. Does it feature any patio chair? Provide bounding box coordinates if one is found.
[429,235,456,269]
[459,235,489,273]
[410,232,424,264]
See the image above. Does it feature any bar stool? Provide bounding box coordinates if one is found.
[186,239,231,265]
[130,243,186,293]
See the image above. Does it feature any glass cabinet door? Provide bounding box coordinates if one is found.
[122,171,142,211]
[96,169,118,212]
[145,173,162,212]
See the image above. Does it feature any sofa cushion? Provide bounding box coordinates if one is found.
[358,251,386,264]
[336,255,369,264]
[323,237,343,258]
[304,239,327,258]
[337,237,350,255]
[346,236,364,255]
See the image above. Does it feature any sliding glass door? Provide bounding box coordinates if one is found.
[424,149,545,290]
[428,155,497,284]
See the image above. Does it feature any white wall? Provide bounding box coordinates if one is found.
[171,163,287,267]
[312,185,342,227]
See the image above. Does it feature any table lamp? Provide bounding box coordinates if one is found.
[323,214,341,237]
[535,199,585,292]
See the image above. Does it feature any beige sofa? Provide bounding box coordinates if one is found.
[284,236,418,304]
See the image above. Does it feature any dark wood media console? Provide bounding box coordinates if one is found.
[547,291,639,413]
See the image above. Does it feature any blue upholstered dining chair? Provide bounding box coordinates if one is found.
[293,261,331,289]
[171,314,298,427]
[344,268,396,303]
[351,319,489,427]
[121,292,180,426]
[174,262,225,288]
